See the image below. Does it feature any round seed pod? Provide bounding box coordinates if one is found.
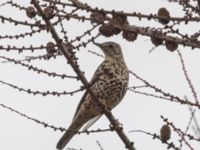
[182,0,190,3]
[46,42,56,54]
[122,30,138,42]
[44,6,54,19]
[165,40,178,52]
[90,12,105,24]
[160,124,171,142]
[111,13,127,26]
[112,26,121,35]
[26,6,36,18]
[157,7,170,25]
[151,36,163,46]
[99,23,119,37]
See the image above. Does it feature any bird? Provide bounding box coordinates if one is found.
[56,41,129,150]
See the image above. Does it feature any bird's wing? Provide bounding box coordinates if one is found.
[73,90,88,119]
[82,114,102,131]
[73,61,106,119]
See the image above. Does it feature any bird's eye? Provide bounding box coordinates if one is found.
[109,44,113,48]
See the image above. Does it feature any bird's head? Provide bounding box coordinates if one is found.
[94,41,124,60]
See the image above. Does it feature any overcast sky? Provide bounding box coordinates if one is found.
[0,0,200,150]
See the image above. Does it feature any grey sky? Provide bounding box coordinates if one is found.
[0,0,199,150]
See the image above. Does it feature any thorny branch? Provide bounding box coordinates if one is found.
[0,80,83,96]
[177,50,199,104]
[0,55,78,79]
[0,102,112,134]
[129,71,200,109]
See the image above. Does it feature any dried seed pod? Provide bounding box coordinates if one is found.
[182,0,190,3]
[122,30,138,42]
[151,36,163,46]
[111,13,127,26]
[99,23,118,37]
[90,12,105,24]
[46,42,56,54]
[165,40,178,52]
[157,7,170,25]
[44,6,54,19]
[111,24,121,35]
[160,124,171,142]
[26,6,36,18]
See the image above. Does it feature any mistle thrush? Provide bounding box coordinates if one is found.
[56,41,129,149]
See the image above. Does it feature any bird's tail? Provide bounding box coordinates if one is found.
[56,122,82,150]
[56,129,75,150]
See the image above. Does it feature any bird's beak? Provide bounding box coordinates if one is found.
[93,42,106,55]
[93,42,102,48]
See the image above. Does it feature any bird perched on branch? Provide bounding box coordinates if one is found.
[56,41,129,150]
